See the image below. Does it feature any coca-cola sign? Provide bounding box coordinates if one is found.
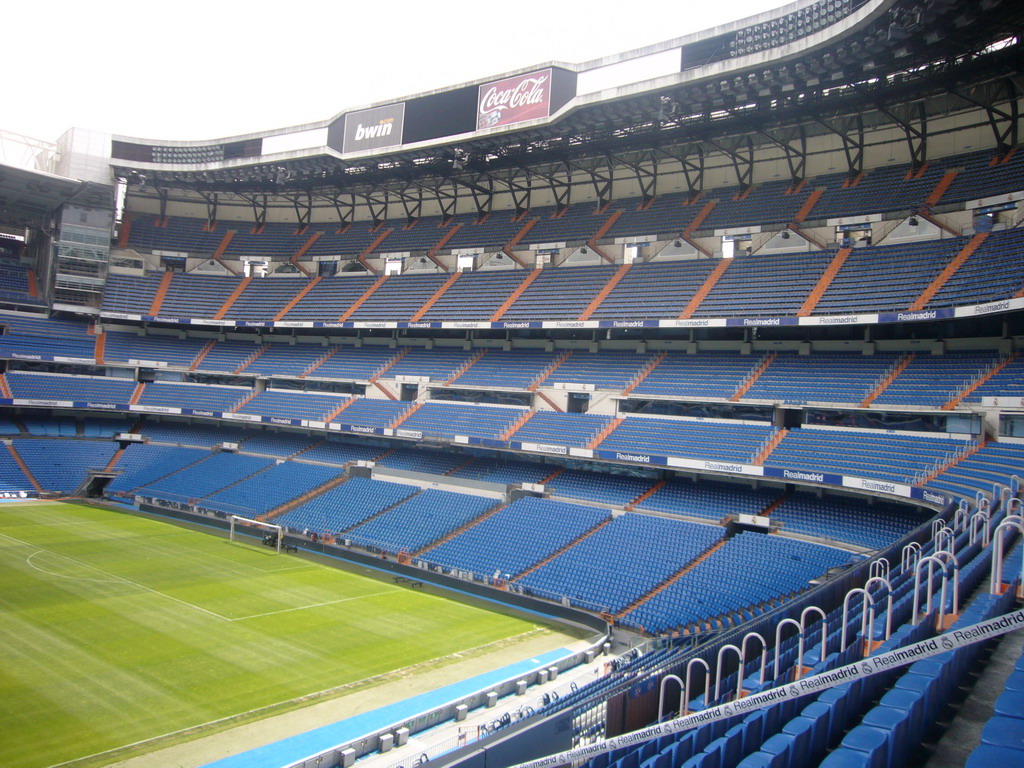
[477,68,552,130]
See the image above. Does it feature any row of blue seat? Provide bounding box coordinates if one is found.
[583,496,1016,768]
[103,224,1024,321]
[3,314,1019,408]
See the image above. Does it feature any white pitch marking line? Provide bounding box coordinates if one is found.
[231,589,396,621]
[47,629,548,768]
[25,550,125,584]
[3,531,400,623]
[1,530,231,621]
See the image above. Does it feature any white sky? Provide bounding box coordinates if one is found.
[6,0,786,144]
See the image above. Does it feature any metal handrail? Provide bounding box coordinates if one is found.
[990,515,1024,595]
[913,553,959,628]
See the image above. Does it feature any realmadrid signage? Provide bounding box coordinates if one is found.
[341,103,406,153]
[477,68,553,130]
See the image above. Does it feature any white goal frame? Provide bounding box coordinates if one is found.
[229,515,283,553]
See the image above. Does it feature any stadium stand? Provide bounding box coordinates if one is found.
[768,492,929,551]
[348,272,449,320]
[137,452,276,504]
[238,431,318,457]
[328,398,411,428]
[871,351,1003,408]
[21,415,78,436]
[926,442,1024,500]
[197,461,342,517]
[513,411,612,448]
[81,416,132,436]
[967,354,1024,403]
[742,352,901,405]
[6,371,136,403]
[7,4,1024,765]
[13,438,118,493]
[296,436,383,465]
[0,448,36,492]
[600,417,775,463]
[89,225,1024,324]
[278,273,377,320]
[0,331,96,361]
[423,496,611,579]
[419,269,528,320]
[302,344,400,380]
[517,513,725,613]
[393,401,523,440]
[236,342,324,378]
[0,312,91,338]
[927,227,1024,307]
[100,272,163,314]
[447,456,554,485]
[139,421,252,447]
[546,469,657,507]
[236,389,351,421]
[270,475,417,536]
[103,331,208,367]
[446,348,560,389]
[0,255,45,306]
[374,446,470,474]
[194,338,268,373]
[699,181,813,230]
[136,381,250,412]
[764,428,974,484]
[345,488,498,553]
[105,443,210,497]
[629,351,759,399]
[126,216,223,257]
[565,494,1015,767]
[386,346,477,381]
[633,477,779,522]
[157,274,242,319]
[590,259,718,320]
[694,249,835,317]
[548,350,655,390]
[621,532,853,634]
[802,163,947,220]
[300,222,387,261]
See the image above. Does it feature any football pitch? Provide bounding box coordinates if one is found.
[0,502,577,768]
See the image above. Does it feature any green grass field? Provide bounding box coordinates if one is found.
[0,502,567,768]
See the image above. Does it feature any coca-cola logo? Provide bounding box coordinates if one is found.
[477,69,552,130]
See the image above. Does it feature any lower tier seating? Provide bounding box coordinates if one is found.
[13,439,118,494]
[422,496,611,579]
[517,514,725,613]
[345,489,498,553]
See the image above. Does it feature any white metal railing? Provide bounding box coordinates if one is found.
[990,514,1024,595]
[841,576,893,652]
[912,552,959,628]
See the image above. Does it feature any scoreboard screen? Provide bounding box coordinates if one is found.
[111,138,263,164]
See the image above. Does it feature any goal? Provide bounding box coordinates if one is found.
[229,515,284,553]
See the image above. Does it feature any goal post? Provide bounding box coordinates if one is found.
[229,515,284,553]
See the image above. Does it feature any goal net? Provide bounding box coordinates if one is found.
[229,515,284,554]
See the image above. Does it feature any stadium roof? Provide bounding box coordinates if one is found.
[112,0,1023,214]
[0,163,113,230]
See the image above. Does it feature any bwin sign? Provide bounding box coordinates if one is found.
[355,120,394,141]
[340,103,405,153]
